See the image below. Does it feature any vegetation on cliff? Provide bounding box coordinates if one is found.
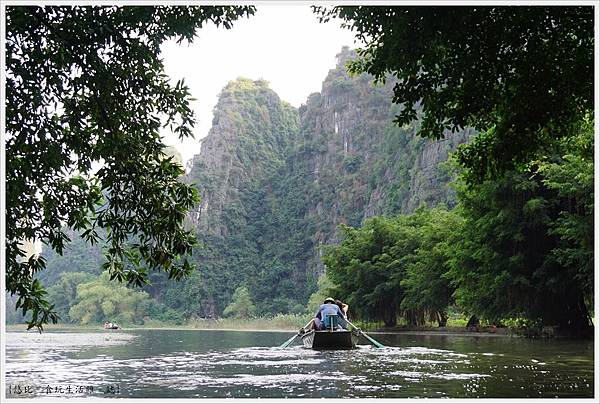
[315,6,594,182]
[8,6,592,336]
[322,113,594,335]
[312,6,594,335]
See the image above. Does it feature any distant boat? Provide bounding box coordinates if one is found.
[103,322,119,330]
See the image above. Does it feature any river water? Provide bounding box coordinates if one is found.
[4,328,594,398]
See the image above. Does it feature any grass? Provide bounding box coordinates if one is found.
[6,314,312,332]
[344,316,496,334]
[184,314,310,331]
[135,313,311,331]
[6,323,101,332]
[5,314,508,334]
[5,316,467,332]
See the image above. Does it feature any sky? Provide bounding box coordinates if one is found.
[159,4,358,165]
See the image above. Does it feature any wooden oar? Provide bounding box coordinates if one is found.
[280,319,314,348]
[345,319,386,348]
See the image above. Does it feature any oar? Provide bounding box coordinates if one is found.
[280,319,314,348]
[280,333,299,348]
[345,319,386,348]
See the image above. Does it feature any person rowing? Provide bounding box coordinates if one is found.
[313,297,347,330]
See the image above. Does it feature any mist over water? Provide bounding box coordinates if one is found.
[5,329,594,398]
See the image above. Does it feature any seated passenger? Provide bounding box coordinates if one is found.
[314,297,347,330]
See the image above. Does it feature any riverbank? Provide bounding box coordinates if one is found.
[5,321,300,333]
[372,326,510,337]
[5,322,512,337]
[5,314,307,332]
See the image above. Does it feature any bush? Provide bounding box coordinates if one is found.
[504,317,542,337]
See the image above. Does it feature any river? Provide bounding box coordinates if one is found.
[4,328,594,398]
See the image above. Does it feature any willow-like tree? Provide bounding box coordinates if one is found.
[6,5,255,330]
[447,119,594,333]
[68,272,153,325]
[315,6,594,181]
[223,287,256,319]
[323,210,458,327]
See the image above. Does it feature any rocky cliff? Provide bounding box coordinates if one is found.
[295,47,471,275]
[182,47,472,314]
[182,77,307,315]
[186,78,298,236]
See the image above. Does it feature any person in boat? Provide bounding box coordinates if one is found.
[335,299,349,318]
[314,297,347,330]
[466,315,479,332]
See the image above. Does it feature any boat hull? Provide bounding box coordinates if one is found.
[301,330,359,350]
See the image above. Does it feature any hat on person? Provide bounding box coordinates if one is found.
[323,297,336,304]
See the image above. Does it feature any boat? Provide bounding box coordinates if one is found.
[300,328,360,350]
[280,316,384,350]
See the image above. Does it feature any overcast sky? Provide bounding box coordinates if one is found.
[159,4,358,165]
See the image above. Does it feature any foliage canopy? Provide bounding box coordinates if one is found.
[314,6,594,180]
[323,208,459,327]
[68,272,153,325]
[448,118,594,332]
[223,286,257,319]
[5,5,255,330]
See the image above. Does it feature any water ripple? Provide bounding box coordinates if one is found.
[4,330,593,398]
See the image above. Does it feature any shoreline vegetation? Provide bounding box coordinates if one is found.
[7,317,594,338]
[5,318,514,338]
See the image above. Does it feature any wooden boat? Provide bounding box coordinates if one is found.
[281,315,385,350]
[300,329,360,350]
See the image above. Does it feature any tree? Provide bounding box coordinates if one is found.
[314,6,594,181]
[223,286,256,319]
[5,5,255,330]
[399,208,461,327]
[537,117,594,302]
[447,119,594,333]
[324,209,460,328]
[46,272,96,322]
[161,269,218,319]
[306,273,335,314]
[323,217,408,327]
[68,272,153,325]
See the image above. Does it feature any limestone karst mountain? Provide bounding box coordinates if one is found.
[182,47,471,314]
[27,47,472,319]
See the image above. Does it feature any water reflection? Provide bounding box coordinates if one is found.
[5,329,594,398]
